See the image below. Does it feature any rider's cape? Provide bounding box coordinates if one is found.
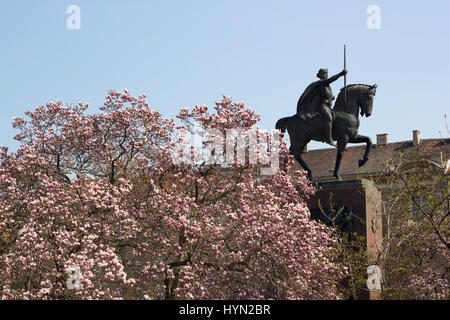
[296,80,322,114]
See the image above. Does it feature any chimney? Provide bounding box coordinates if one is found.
[376,133,388,146]
[413,130,420,146]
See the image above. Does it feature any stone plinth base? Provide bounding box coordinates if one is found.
[307,179,383,300]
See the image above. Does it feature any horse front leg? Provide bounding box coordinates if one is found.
[334,136,349,181]
[349,134,372,167]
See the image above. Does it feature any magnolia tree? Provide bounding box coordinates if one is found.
[0,90,346,299]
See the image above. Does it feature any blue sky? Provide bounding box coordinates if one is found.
[1,0,449,150]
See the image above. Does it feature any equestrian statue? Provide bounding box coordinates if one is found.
[276,46,377,181]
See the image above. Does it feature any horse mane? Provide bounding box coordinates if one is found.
[338,83,370,93]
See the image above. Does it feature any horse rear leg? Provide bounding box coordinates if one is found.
[349,134,372,167]
[292,146,312,181]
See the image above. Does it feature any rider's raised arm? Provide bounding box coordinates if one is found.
[322,69,347,85]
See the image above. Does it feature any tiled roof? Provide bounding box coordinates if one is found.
[294,138,450,180]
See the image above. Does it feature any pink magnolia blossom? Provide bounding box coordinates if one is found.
[0,90,346,299]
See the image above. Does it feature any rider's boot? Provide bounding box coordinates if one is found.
[324,122,337,148]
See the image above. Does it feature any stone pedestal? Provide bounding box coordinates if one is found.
[306,179,383,300]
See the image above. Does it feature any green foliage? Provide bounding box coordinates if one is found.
[373,147,449,299]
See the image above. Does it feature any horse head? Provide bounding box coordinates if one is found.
[334,84,377,118]
[360,84,377,117]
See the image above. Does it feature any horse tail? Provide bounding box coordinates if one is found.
[275,116,290,133]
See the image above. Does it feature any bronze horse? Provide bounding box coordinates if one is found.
[276,84,377,181]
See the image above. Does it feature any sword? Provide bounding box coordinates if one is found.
[344,45,347,103]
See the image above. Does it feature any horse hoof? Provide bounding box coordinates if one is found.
[358,158,367,167]
[334,175,342,181]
